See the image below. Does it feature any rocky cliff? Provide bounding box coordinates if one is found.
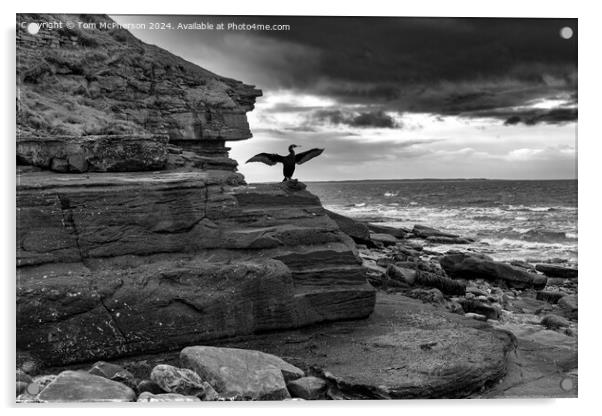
[16,14,376,366]
[17,14,261,171]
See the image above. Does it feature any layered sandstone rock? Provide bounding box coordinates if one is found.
[17,14,261,169]
[17,135,169,172]
[16,14,375,367]
[17,170,375,365]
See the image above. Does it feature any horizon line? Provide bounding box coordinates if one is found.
[248,177,578,184]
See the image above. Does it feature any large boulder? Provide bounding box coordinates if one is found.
[440,253,547,289]
[370,233,398,246]
[36,371,136,402]
[325,210,371,244]
[367,223,409,239]
[180,346,304,400]
[415,271,467,296]
[413,224,459,238]
[535,264,578,279]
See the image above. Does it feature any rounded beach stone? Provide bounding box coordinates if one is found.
[150,364,206,397]
[180,346,304,400]
[36,370,136,402]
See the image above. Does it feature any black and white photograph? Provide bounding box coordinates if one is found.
[11,5,583,407]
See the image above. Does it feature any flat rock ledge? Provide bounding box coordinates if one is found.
[219,293,514,399]
[91,293,515,400]
[17,170,375,366]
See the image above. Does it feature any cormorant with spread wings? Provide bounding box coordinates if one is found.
[246,144,324,181]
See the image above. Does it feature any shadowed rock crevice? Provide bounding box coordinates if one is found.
[99,297,128,343]
[56,193,87,264]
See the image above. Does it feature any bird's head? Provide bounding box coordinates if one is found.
[288,144,299,153]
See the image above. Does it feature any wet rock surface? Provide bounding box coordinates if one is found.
[28,293,514,401]
[202,293,515,399]
[347,217,577,398]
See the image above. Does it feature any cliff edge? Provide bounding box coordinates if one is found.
[16,14,376,366]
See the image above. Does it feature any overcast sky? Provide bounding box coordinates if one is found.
[113,15,577,182]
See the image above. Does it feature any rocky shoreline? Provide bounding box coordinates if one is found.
[339,217,578,398]
[16,216,577,401]
[15,13,577,402]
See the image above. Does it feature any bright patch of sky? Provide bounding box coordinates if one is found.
[231,91,576,182]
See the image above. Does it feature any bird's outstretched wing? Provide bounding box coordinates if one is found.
[295,148,324,165]
[246,153,284,166]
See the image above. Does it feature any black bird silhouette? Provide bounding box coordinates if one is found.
[246,144,324,181]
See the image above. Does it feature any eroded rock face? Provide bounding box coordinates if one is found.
[15,13,376,369]
[16,14,261,143]
[17,135,168,172]
[17,171,376,365]
[17,255,297,364]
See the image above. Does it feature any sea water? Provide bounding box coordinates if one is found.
[307,179,577,265]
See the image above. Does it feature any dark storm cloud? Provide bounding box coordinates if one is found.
[116,15,577,120]
[311,109,399,128]
[257,16,577,86]
[222,16,577,119]
[502,108,578,126]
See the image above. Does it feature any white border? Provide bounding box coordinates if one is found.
[3,1,599,415]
